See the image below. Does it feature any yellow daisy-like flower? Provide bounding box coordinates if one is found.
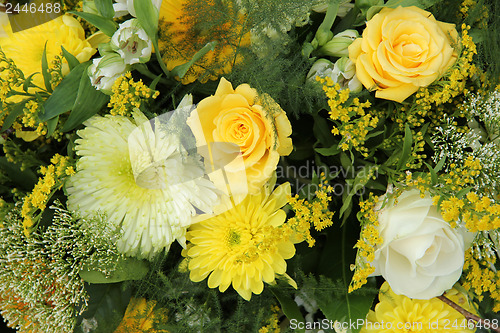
[361,282,478,333]
[158,0,250,84]
[114,297,169,333]
[0,14,96,89]
[67,110,220,259]
[184,181,296,301]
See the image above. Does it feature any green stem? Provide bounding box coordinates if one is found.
[341,222,352,319]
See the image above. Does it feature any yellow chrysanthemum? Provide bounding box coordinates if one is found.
[0,14,96,89]
[184,181,296,301]
[114,297,169,333]
[66,110,220,259]
[361,282,478,333]
[158,0,250,84]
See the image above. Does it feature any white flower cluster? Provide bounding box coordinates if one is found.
[88,0,159,93]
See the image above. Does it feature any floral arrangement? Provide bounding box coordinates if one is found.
[0,0,499,332]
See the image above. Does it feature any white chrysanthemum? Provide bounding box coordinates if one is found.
[67,110,220,259]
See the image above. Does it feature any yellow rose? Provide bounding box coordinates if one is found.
[187,78,292,195]
[0,14,97,89]
[348,6,458,103]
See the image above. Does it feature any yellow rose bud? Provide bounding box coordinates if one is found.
[348,6,458,103]
[187,78,293,195]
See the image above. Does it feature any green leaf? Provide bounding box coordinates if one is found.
[134,0,159,40]
[367,0,442,20]
[0,157,37,190]
[434,155,446,173]
[149,74,163,91]
[1,101,27,132]
[340,152,352,171]
[69,11,118,37]
[39,62,88,121]
[313,113,335,147]
[41,42,53,93]
[456,187,474,199]
[23,73,38,92]
[79,257,150,283]
[46,115,59,137]
[62,66,109,132]
[170,42,217,79]
[134,0,172,77]
[315,144,340,157]
[425,162,438,185]
[270,288,305,333]
[94,0,115,19]
[75,283,131,333]
[61,46,80,71]
[396,124,412,171]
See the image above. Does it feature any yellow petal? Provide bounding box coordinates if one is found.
[375,83,419,103]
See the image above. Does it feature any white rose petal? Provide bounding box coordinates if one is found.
[371,189,475,299]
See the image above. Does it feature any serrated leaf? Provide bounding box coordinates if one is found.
[62,66,109,132]
[69,11,118,37]
[79,257,149,283]
[61,45,80,71]
[170,42,217,79]
[41,42,53,93]
[396,124,412,171]
[95,0,115,19]
[39,62,88,121]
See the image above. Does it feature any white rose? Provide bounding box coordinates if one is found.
[88,53,129,94]
[111,19,152,65]
[371,189,475,299]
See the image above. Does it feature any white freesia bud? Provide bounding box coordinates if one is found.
[307,58,334,82]
[88,53,129,94]
[318,29,359,57]
[370,189,475,299]
[113,0,162,18]
[307,57,362,93]
[111,19,152,65]
[332,57,362,92]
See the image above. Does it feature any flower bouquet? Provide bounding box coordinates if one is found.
[0,0,499,332]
